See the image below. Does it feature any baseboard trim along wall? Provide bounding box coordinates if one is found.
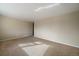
[0,35,79,48]
[0,35,32,42]
[34,36,79,48]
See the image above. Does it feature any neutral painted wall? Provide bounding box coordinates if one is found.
[0,16,33,41]
[34,11,79,48]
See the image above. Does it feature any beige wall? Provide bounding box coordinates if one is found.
[0,16,33,41]
[34,11,79,48]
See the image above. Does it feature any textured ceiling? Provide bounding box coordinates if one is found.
[0,3,79,21]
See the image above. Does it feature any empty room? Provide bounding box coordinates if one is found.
[0,3,79,56]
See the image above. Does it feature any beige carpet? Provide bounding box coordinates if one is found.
[0,36,79,56]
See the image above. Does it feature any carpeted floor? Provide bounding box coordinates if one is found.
[0,36,79,56]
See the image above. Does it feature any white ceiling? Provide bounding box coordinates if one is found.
[0,3,79,21]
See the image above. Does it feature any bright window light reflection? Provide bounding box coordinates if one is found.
[18,42,49,56]
[35,3,60,12]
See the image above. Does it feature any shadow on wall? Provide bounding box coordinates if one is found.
[0,16,33,40]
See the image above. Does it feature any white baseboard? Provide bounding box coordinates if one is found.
[0,35,32,41]
[34,36,79,48]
